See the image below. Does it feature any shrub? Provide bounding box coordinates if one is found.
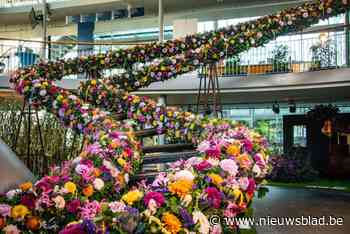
[268,147,319,182]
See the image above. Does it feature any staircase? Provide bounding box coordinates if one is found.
[133,127,198,182]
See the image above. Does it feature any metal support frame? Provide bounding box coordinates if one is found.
[12,101,46,174]
[196,63,223,118]
[42,0,48,60]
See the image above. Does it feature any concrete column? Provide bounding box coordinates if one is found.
[158,0,164,42]
[213,19,218,31]
[42,0,47,59]
[173,19,198,39]
[127,3,132,18]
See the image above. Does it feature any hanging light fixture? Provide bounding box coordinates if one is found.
[272,102,280,114]
[289,100,296,113]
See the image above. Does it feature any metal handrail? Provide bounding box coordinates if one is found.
[0,37,153,46]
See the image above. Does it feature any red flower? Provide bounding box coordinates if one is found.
[67,199,81,214]
[20,194,36,209]
[144,191,165,207]
[205,187,222,209]
[195,160,212,171]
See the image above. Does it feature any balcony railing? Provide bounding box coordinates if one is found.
[0,0,65,8]
[0,29,349,78]
[200,31,348,77]
[0,38,143,75]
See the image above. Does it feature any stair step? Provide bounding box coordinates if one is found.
[143,151,198,165]
[142,143,194,153]
[135,128,165,138]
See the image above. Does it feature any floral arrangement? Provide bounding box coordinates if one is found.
[0,120,269,233]
[0,0,348,233]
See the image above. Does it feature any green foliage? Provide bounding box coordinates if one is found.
[270,45,290,73]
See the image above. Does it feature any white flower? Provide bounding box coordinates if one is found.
[109,201,126,213]
[186,157,203,167]
[53,196,65,209]
[39,89,47,96]
[220,159,238,176]
[6,189,21,200]
[252,164,261,177]
[3,225,20,234]
[147,199,158,215]
[197,141,210,153]
[93,178,105,191]
[193,210,210,234]
[327,8,332,14]
[238,177,250,190]
[303,12,308,18]
[72,156,82,165]
[181,194,192,207]
[174,170,195,182]
[207,158,219,167]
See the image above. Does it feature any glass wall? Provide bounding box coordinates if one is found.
[221,104,350,155]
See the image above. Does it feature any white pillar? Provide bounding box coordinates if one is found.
[158,0,164,42]
[42,0,47,60]
[213,19,218,31]
[127,3,132,18]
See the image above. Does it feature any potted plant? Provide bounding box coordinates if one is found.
[268,45,290,73]
[310,39,336,71]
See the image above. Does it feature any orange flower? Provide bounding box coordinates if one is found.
[19,181,32,191]
[168,180,193,198]
[0,217,6,229]
[162,212,182,234]
[93,168,101,177]
[226,144,240,156]
[237,154,252,169]
[26,216,41,231]
[82,185,94,197]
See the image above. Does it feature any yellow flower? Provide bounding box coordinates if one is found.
[19,181,32,191]
[162,212,182,234]
[226,144,240,156]
[168,180,193,198]
[208,173,224,186]
[122,190,143,205]
[11,205,30,220]
[64,182,77,194]
[90,80,97,86]
[117,158,126,167]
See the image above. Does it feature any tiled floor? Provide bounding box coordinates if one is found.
[253,186,350,234]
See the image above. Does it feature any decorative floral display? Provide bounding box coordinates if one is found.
[1,0,347,233]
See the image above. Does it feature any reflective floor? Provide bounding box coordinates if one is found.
[253,186,350,234]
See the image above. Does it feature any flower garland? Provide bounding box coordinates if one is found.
[16,0,350,85]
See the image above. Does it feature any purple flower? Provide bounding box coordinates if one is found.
[180,208,194,227]
[0,204,11,217]
[82,219,96,234]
